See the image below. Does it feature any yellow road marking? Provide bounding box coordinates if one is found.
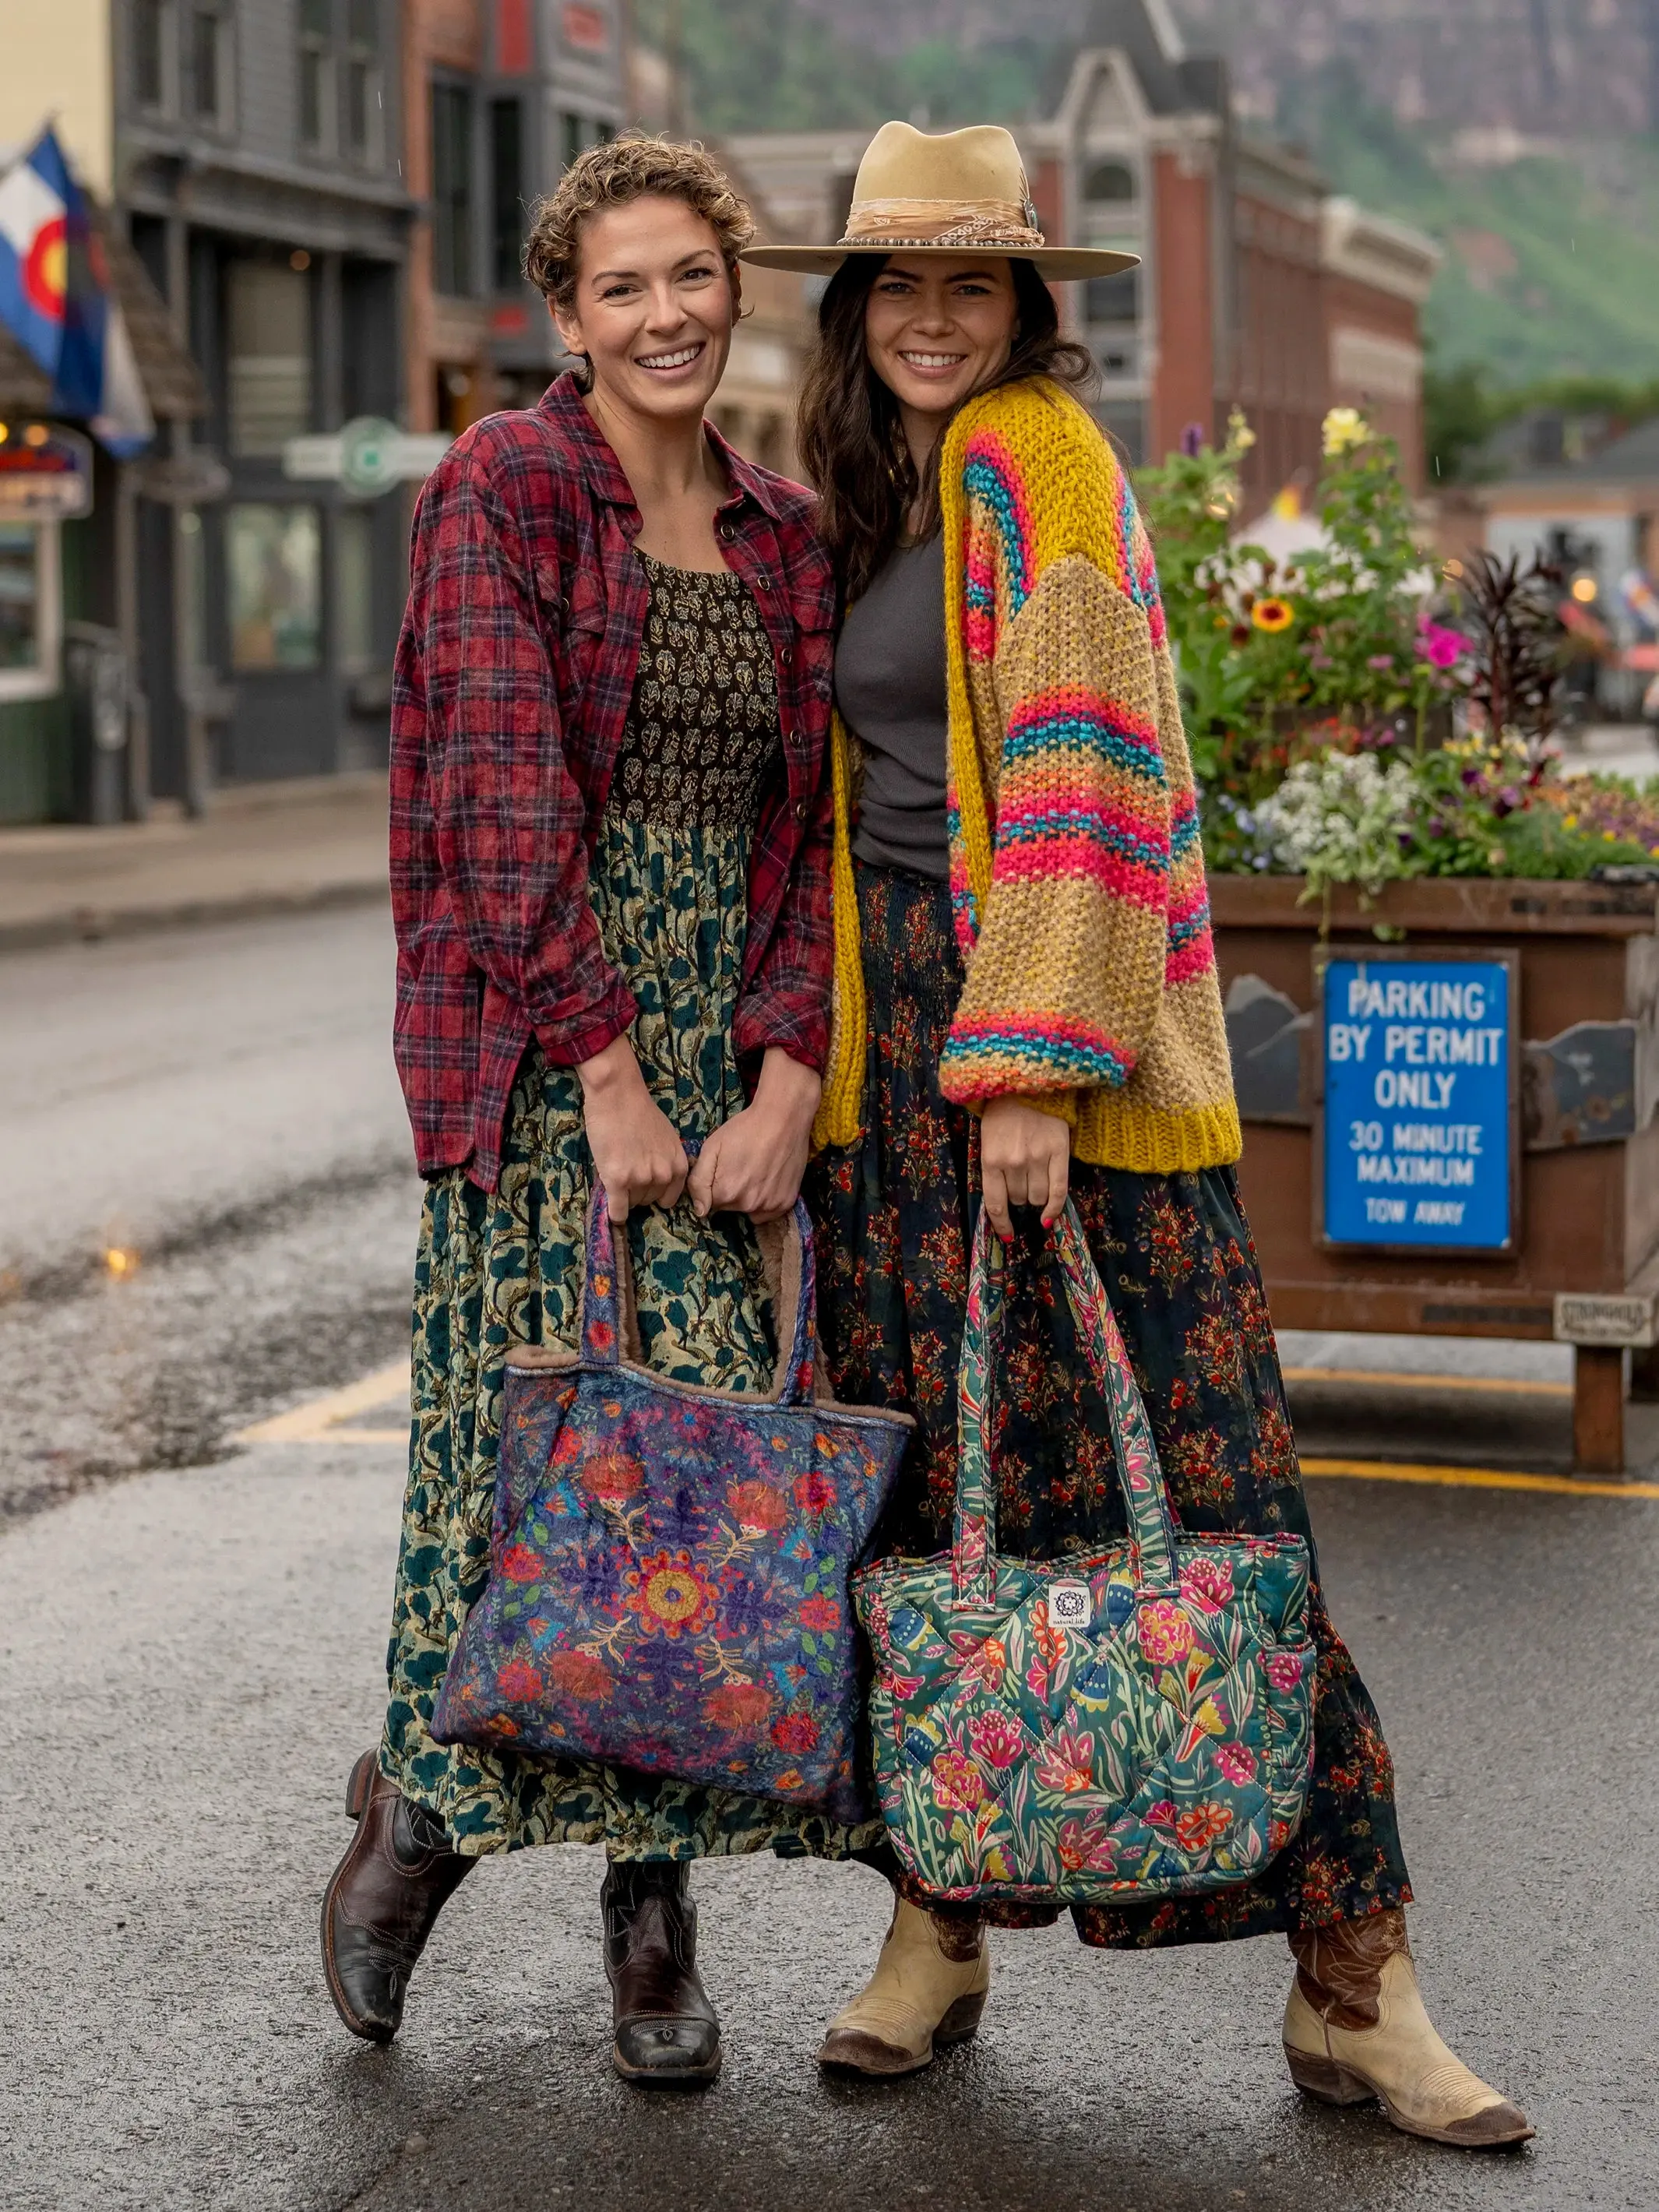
[1302,1456,1659,1500]
[1283,1365,1572,1400]
[239,1368,1657,1498]
[233,1361,409,1444]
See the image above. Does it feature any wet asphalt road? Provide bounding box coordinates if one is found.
[4,909,1658,2210]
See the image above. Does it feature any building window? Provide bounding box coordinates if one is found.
[344,0,383,163]
[1097,401,1145,466]
[490,98,524,289]
[1084,160,1136,203]
[186,3,228,125]
[226,259,314,458]
[431,83,476,297]
[227,505,322,671]
[1085,269,1139,325]
[560,111,586,171]
[0,524,60,700]
[300,0,334,152]
[134,0,169,110]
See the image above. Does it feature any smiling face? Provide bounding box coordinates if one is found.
[862,257,1020,430]
[551,194,738,425]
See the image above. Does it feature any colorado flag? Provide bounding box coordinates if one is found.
[0,125,153,455]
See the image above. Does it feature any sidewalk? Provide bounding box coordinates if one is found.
[0,773,390,953]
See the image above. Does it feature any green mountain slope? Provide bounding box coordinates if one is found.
[636,1,1659,387]
[1277,77,1659,384]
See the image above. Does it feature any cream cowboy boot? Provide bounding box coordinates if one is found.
[817,1897,990,2076]
[1284,1910,1533,2147]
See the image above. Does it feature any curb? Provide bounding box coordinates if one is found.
[0,877,390,956]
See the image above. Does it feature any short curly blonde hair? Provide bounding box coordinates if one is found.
[523,132,756,312]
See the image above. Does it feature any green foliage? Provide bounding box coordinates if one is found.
[1144,410,1659,886]
[1138,407,1448,844]
[631,0,1050,136]
[1278,63,1659,386]
[1424,360,1659,485]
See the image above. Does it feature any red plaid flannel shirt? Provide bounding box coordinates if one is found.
[389,376,837,1189]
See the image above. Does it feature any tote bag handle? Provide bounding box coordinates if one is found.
[951,1203,1180,1606]
[579,1138,818,1407]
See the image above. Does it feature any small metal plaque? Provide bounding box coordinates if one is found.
[1553,1294,1657,1348]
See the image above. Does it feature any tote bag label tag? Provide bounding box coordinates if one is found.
[1048,1580,1092,1631]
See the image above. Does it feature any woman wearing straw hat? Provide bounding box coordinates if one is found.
[745,122,1530,2147]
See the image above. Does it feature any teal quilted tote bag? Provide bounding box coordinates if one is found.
[854,1203,1316,1906]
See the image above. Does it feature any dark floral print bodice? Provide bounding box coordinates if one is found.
[607,552,782,829]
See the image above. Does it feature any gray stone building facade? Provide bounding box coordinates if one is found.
[117,0,414,796]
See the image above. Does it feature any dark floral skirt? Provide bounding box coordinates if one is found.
[805,862,1412,1946]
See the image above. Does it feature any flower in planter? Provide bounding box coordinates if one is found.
[1252,596,1295,633]
[1322,406,1369,456]
[1416,615,1472,672]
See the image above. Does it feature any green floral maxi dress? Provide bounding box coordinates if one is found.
[381,553,875,1862]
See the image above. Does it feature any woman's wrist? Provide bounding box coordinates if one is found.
[576,1032,643,1097]
[754,1046,822,1126]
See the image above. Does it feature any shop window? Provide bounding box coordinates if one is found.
[227,259,313,456]
[336,508,376,675]
[560,111,611,170]
[491,97,525,289]
[1084,160,1136,203]
[0,524,59,700]
[1096,401,1145,466]
[228,505,322,671]
[435,365,479,438]
[432,82,477,296]
[1085,269,1139,326]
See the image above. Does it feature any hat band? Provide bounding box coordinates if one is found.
[837,195,1045,251]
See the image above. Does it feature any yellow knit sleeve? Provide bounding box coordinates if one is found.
[937,385,1175,1109]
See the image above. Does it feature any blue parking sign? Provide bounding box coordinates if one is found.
[1320,953,1515,1251]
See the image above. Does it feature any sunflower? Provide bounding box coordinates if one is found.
[1251,597,1295,633]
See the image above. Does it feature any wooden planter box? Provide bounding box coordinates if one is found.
[1212,874,1659,1474]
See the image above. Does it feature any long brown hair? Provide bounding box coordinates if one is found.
[796,256,1095,600]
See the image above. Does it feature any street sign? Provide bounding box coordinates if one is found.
[1318,949,1518,1253]
[283,417,453,495]
[0,422,93,519]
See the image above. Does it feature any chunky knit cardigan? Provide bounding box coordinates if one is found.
[814,376,1241,1174]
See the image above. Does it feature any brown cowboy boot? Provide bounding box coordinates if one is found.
[602,1858,721,2085]
[320,1750,474,2042]
[1284,1908,1532,2147]
[817,1897,990,2076]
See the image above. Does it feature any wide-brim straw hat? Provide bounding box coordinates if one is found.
[741,120,1138,281]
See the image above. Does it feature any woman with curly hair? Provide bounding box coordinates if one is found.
[321,134,846,2085]
[748,121,1531,2147]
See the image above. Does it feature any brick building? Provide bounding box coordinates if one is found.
[404,0,626,440]
[732,0,1439,506]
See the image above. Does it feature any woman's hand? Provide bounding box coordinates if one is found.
[980,1096,1071,1242]
[687,1048,822,1224]
[577,1034,689,1224]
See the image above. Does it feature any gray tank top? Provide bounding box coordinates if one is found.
[833,533,950,881]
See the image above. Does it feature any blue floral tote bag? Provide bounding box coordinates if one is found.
[854,1203,1316,1904]
[431,1183,911,1824]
